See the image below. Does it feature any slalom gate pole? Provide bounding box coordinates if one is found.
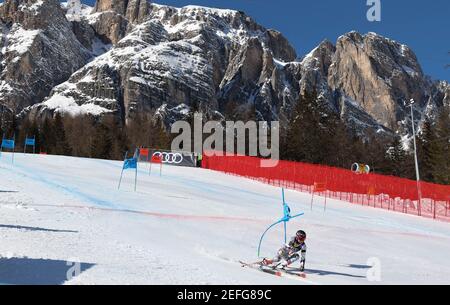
[135,157,138,192]
[282,188,287,243]
[257,219,284,258]
[118,151,128,190]
[12,133,15,164]
[118,169,125,190]
[135,149,139,192]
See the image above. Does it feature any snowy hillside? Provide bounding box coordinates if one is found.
[1,153,449,285]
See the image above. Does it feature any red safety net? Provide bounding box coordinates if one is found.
[202,153,450,222]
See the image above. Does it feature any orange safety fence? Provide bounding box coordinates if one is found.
[202,153,450,222]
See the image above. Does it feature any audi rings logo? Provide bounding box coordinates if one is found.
[153,152,184,164]
[351,163,371,175]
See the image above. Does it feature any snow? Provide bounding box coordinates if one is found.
[181,5,238,18]
[78,73,94,83]
[343,96,365,111]
[89,37,112,57]
[300,46,319,69]
[61,1,93,22]
[129,76,149,86]
[86,12,103,25]
[42,94,112,116]
[19,0,44,14]
[165,20,204,35]
[402,65,418,77]
[273,58,289,68]
[2,25,40,56]
[153,3,262,47]
[28,0,44,12]
[401,134,412,150]
[1,153,450,285]
[400,44,409,57]
[0,81,14,93]
[171,103,190,115]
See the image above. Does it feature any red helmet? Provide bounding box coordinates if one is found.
[296,230,306,242]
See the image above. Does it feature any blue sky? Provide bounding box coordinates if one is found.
[84,0,449,81]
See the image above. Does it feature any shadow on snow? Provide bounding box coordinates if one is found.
[303,268,366,278]
[0,224,78,233]
[0,257,95,285]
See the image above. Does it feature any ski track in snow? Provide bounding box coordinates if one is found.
[1,153,450,285]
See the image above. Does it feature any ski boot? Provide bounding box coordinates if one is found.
[299,260,305,272]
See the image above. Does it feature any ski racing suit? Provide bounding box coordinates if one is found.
[270,237,307,271]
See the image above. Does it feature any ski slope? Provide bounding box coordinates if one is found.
[1,153,449,285]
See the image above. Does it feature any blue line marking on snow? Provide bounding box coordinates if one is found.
[0,157,116,209]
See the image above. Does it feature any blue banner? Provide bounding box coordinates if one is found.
[1,139,15,150]
[25,138,35,146]
[123,157,137,170]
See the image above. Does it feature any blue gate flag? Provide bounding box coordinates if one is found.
[25,138,35,146]
[1,139,15,150]
[118,150,139,191]
[123,157,137,170]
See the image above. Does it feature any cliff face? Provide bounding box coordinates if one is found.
[29,3,302,126]
[328,32,436,131]
[1,0,447,140]
[0,0,91,112]
[90,0,151,44]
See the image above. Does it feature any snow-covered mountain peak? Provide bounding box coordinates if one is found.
[0,1,447,141]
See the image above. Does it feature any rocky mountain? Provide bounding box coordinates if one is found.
[0,0,448,140]
[0,0,92,114]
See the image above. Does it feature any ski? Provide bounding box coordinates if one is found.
[239,260,263,268]
[260,265,307,279]
[278,267,307,279]
[239,261,307,279]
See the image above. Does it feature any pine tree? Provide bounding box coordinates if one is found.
[151,117,171,150]
[185,100,202,153]
[385,135,408,177]
[432,106,450,184]
[418,117,440,183]
[4,112,18,140]
[284,89,342,165]
[40,117,56,154]
[63,114,95,158]
[359,131,391,175]
[17,117,32,152]
[284,90,315,162]
[107,116,127,160]
[90,122,113,159]
[53,113,71,155]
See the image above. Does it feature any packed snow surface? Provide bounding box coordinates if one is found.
[0,153,449,285]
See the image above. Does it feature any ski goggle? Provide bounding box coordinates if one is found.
[296,234,306,242]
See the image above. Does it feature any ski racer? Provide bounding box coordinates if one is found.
[262,230,307,271]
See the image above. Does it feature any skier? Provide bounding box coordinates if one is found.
[262,230,307,271]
